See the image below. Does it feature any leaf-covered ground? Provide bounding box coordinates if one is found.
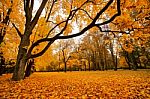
[0,70,150,98]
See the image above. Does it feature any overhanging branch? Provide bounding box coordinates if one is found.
[27,0,121,59]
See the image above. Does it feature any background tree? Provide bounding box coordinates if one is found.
[59,39,74,72]
[0,0,20,75]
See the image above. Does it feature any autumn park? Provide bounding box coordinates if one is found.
[0,0,150,98]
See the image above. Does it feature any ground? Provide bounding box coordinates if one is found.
[0,70,150,98]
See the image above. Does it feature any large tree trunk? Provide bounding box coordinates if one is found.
[12,46,28,81]
[11,0,48,81]
[12,34,30,80]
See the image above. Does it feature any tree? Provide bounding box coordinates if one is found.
[10,0,121,81]
[78,30,112,71]
[110,0,150,70]
[59,40,74,72]
[0,0,14,75]
[0,0,12,44]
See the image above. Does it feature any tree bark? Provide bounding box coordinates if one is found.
[62,49,67,72]
[12,47,28,80]
[88,58,91,71]
[24,59,34,78]
[12,0,48,81]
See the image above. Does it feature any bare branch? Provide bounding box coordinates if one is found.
[46,0,56,22]
[46,20,67,38]
[12,23,23,38]
[27,37,56,59]
[80,9,93,20]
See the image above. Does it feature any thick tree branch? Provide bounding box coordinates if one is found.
[27,37,56,58]
[29,0,34,15]
[29,41,54,59]
[24,0,33,30]
[92,0,114,24]
[30,0,48,32]
[95,0,121,26]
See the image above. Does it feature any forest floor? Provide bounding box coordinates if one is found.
[0,70,150,98]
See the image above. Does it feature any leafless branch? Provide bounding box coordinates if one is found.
[12,23,23,38]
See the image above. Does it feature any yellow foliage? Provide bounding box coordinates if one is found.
[63,24,72,35]
[119,56,128,67]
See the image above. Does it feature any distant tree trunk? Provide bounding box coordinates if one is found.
[83,61,86,71]
[91,51,96,71]
[58,52,61,72]
[88,58,91,71]
[64,62,67,72]
[125,52,131,70]
[109,42,117,71]
[144,62,147,69]
[0,55,5,76]
[131,52,138,71]
[97,62,100,70]
[62,49,67,72]
[24,62,32,78]
[101,59,104,71]
[114,54,118,71]
[137,57,142,68]
[104,48,108,70]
